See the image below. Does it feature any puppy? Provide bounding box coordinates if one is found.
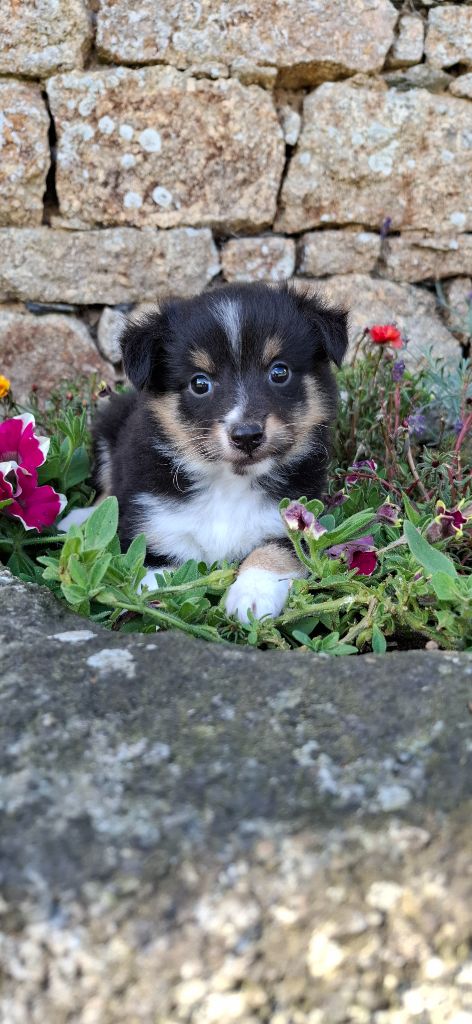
[69,282,348,621]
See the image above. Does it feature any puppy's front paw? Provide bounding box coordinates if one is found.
[225,568,291,623]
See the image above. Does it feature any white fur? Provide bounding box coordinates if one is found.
[135,464,285,565]
[212,297,242,353]
[225,568,292,623]
[57,507,95,532]
[138,566,175,593]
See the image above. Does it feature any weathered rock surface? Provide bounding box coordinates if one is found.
[0,569,471,1023]
[96,307,126,364]
[0,0,91,77]
[276,80,472,235]
[0,81,49,228]
[386,13,424,69]
[299,274,461,364]
[383,63,452,93]
[425,5,472,69]
[96,0,398,88]
[382,233,472,282]
[0,227,220,305]
[47,67,285,231]
[221,236,296,283]
[298,229,381,277]
[441,276,472,341]
[450,72,472,100]
[0,308,106,405]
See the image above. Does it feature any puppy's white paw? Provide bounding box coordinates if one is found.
[57,507,95,532]
[225,568,291,623]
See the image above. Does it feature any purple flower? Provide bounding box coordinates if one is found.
[345,459,377,486]
[392,360,405,382]
[327,535,378,576]
[282,501,327,540]
[376,502,401,526]
[323,490,348,509]
[425,500,472,542]
[406,412,427,437]
[454,418,464,436]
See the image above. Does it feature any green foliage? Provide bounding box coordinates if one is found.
[1,337,471,655]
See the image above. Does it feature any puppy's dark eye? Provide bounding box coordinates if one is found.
[269,363,291,385]
[189,374,213,396]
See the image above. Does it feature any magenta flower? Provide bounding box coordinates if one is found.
[425,500,472,542]
[327,535,378,576]
[345,459,377,486]
[282,501,327,540]
[0,413,66,531]
[0,413,49,473]
[376,502,401,526]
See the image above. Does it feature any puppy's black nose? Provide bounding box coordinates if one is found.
[230,422,264,454]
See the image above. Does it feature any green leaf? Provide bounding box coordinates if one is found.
[0,498,13,510]
[121,533,147,572]
[403,520,458,579]
[83,497,119,551]
[318,514,336,531]
[69,556,89,588]
[88,553,112,592]
[315,509,375,550]
[60,582,88,605]
[371,623,387,654]
[402,492,422,526]
[62,446,90,489]
[430,572,462,602]
[305,498,324,517]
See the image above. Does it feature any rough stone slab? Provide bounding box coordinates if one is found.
[221,236,296,283]
[0,81,49,228]
[0,0,91,77]
[382,233,472,282]
[276,80,472,235]
[47,67,284,231]
[383,63,452,92]
[296,274,461,365]
[298,229,381,277]
[441,276,472,341]
[96,306,125,364]
[0,568,471,1022]
[426,5,472,69]
[96,0,398,88]
[450,72,472,99]
[0,227,220,305]
[386,13,424,69]
[0,307,106,406]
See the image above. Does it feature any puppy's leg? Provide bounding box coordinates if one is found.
[225,542,302,623]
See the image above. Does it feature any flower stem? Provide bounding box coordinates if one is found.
[275,593,358,625]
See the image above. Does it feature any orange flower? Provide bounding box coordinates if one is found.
[368,325,403,349]
[0,375,11,399]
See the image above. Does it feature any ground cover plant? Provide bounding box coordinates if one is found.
[0,324,471,655]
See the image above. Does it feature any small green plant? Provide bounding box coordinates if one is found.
[1,327,471,655]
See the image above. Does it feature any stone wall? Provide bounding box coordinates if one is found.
[1,1,472,399]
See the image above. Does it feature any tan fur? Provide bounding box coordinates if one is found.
[240,542,301,576]
[262,335,282,365]
[191,348,216,374]
[282,375,328,463]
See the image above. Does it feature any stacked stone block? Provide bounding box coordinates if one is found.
[0,0,471,400]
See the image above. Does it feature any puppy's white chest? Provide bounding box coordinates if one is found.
[136,470,285,564]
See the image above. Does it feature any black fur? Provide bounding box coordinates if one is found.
[93,282,348,563]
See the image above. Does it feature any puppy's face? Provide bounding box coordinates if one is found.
[120,283,348,475]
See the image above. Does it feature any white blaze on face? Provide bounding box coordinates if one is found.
[211,297,242,356]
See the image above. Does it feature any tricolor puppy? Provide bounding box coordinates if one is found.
[90,283,348,621]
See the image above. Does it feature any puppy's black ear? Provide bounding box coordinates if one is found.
[120,310,167,391]
[294,289,349,367]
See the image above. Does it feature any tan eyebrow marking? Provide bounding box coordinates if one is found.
[262,335,283,365]
[190,348,216,374]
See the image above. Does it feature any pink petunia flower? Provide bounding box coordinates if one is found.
[0,413,66,531]
[282,501,327,540]
[327,535,378,576]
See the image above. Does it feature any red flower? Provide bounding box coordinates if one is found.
[0,413,66,531]
[327,535,378,576]
[369,324,403,349]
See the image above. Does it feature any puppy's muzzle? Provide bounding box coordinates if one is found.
[230,422,264,455]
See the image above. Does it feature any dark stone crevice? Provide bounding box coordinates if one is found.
[41,90,60,225]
